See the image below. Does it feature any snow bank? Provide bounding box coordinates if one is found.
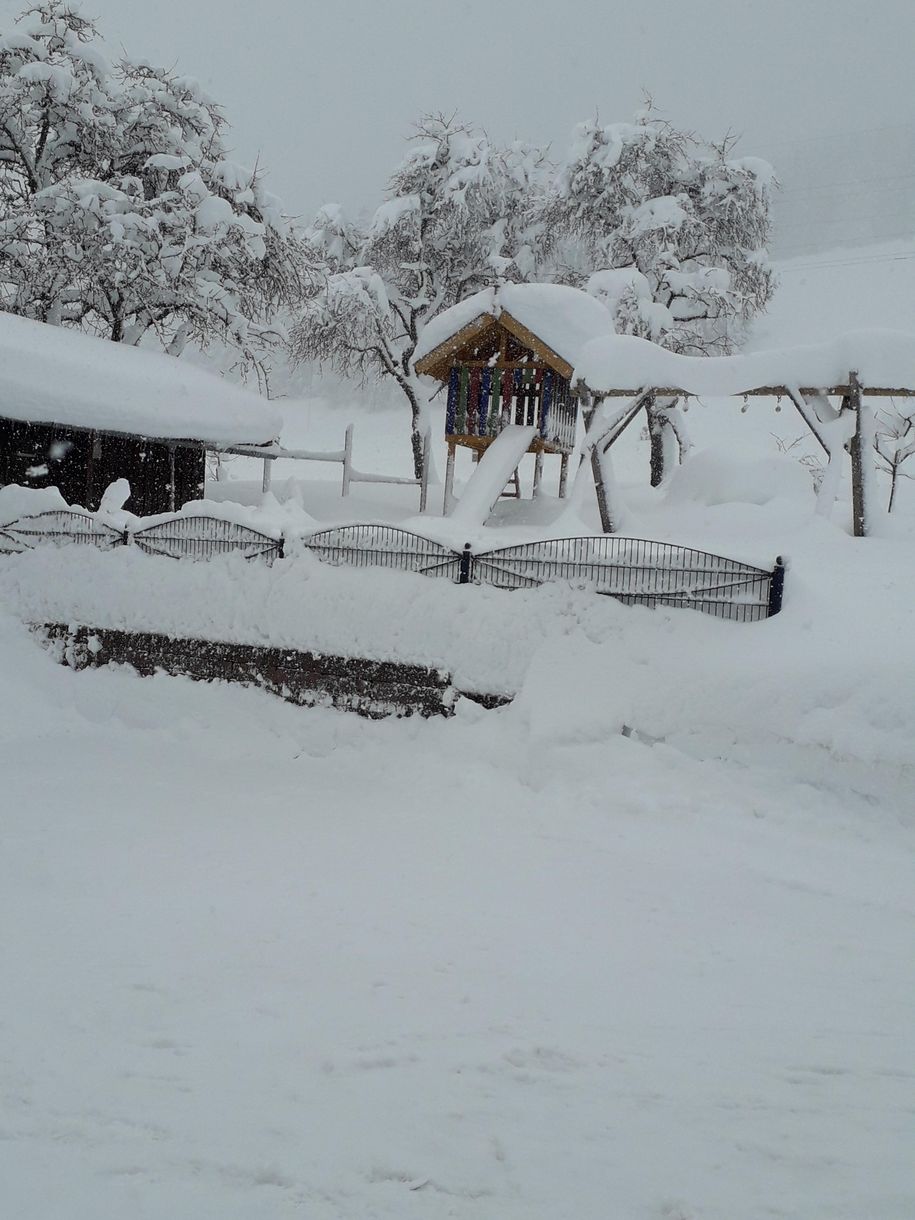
[2,514,914,777]
[664,448,816,510]
[1,589,913,1220]
[0,545,615,695]
[0,311,282,445]
[575,329,915,395]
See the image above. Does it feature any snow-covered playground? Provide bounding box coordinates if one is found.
[3,246,915,1215]
[1,0,914,1212]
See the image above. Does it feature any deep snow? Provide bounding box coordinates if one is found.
[1,580,913,1219]
[2,241,915,1219]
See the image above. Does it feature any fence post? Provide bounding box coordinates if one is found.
[458,542,472,584]
[767,556,786,617]
[419,427,431,513]
[342,424,354,497]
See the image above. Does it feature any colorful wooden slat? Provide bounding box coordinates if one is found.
[540,370,554,439]
[502,368,514,426]
[479,368,492,436]
[458,366,469,433]
[512,369,523,425]
[523,366,535,426]
[446,366,459,435]
[468,367,480,436]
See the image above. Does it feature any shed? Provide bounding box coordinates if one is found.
[414,283,613,499]
[0,311,282,516]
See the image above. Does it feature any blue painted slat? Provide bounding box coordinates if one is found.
[446,366,459,435]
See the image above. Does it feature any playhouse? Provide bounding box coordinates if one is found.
[414,283,614,505]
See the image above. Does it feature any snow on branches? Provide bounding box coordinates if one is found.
[292,115,544,477]
[542,107,775,357]
[0,2,311,362]
[540,104,776,483]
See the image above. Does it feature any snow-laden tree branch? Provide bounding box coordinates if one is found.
[540,103,776,484]
[290,115,547,478]
[0,1,314,367]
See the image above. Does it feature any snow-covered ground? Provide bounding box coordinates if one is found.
[2,245,915,1219]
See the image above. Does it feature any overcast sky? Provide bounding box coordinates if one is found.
[3,0,914,233]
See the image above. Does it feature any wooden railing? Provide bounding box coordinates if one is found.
[445,364,578,452]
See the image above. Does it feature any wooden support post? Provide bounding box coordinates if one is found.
[419,427,431,513]
[532,449,544,498]
[558,453,570,499]
[591,443,617,534]
[261,455,272,497]
[168,445,177,512]
[784,388,831,456]
[443,442,456,515]
[341,423,353,497]
[584,389,652,533]
[847,370,871,537]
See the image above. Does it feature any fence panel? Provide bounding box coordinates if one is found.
[0,510,125,554]
[1,505,781,622]
[471,535,774,622]
[304,524,462,580]
[130,515,282,562]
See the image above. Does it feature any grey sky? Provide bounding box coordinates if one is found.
[2,0,914,249]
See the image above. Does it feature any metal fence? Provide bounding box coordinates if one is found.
[0,509,124,554]
[0,510,784,620]
[471,535,779,622]
[131,515,282,562]
[0,510,282,563]
[304,524,462,581]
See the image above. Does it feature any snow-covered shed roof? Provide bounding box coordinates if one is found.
[414,283,613,380]
[0,311,282,445]
[574,330,915,396]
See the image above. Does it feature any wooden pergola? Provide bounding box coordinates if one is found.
[577,371,915,537]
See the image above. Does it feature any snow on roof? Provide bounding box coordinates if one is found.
[0,311,282,445]
[574,330,915,395]
[414,282,614,370]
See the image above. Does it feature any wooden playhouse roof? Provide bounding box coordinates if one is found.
[414,283,614,382]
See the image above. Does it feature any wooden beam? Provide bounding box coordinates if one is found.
[593,385,915,398]
[784,389,831,456]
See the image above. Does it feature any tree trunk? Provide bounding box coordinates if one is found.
[646,395,687,487]
[847,371,873,537]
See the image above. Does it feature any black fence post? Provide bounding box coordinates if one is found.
[458,542,472,585]
[767,556,786,617]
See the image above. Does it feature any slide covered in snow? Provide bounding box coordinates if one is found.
[450,425,538,525]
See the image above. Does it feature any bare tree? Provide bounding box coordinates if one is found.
[875,401,915,512]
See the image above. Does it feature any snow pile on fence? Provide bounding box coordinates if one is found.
[0,310,282,445]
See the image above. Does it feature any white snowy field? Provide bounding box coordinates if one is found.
[2,243,915,1218]
[1,587,913,1220]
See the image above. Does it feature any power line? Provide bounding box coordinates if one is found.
[777,251,915,272]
